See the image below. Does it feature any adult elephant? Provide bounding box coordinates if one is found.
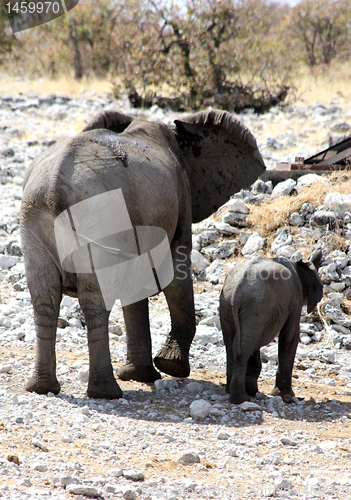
[21,109,265,399]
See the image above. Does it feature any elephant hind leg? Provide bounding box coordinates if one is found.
[25,256,62,395]
[78,275,123,399]
[245,349,262,396]
[118,299,161,383]
[271,313,300,403]
[229,353,251,404]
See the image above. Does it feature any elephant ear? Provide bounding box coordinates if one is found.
[309,249,323,271]
[174,109,266,223]
[82,110,133,134]
[296,260,323,313]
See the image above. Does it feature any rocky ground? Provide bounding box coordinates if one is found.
[1,90,351,499]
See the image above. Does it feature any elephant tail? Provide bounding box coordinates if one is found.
[232,307,242,359]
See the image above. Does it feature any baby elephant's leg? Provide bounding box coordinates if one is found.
[229,354,251,404]
[272,313,300,403]
[245,349,262,396]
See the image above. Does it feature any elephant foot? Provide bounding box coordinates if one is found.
[229,391,251,404]
[245,376,259,396]
[87,376,123,399]
[117,363,161,383]
[271,386,295,404]
[26,374,61,395]
[154,343,190,378]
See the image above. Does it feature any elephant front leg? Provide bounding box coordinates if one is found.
[245,349,262,396]
[78,276,122,399]
[154,244,196,378]
[118,299,161,382]
[271,314,300,403]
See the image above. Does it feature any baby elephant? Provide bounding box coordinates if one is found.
[220,251,323,404]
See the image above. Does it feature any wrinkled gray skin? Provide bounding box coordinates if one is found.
[220,252,323,404]
[21,109,265,399]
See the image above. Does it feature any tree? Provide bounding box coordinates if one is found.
[294,0,351,68]
[0,3,16,65]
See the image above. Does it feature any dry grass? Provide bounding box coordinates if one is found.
[248,172,351,238]
[1,62,351,104]
[294,63,351,106]
[0,74,115,97]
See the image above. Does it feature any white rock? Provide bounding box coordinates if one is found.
[189,399,212,420]
[0,255,19,270]
[33,463,48,472]
[61,434,74,443]
[280,437,298,446]
[199,314,220,329]
[297,173,322,190]
[0,364,12,373]
[80,406,90,416]
[241,233,265,256]
[263,453,281,465]
[209,407,226,417]
[0,316,11,328]
[276,245,295,258]
[202,240,237,260]
[324,192,351,217]
[32,438,48,452]
[163,379,179,390]
[205,259,225,284]
[217,431,229,440]
[177,451,201,465]
[211,221,240,235]
[123,490,137,500]
[60,476,81,487]
[110,323,123,335]
[271,228,293,254]
[68,318,83,328]
[324,304,351,328]
[110,468,124,477]
[66,485,102,497]
[330,282,346,292]
[186,381,204,394]
[289,212,304,226]
[275,478,292,490]
[272,179,296,197]
[291,251,303,262]
[191,250,210,272]
[320,440,337,450]
[225,199,249,213]
[239,401,261,411]
[123,469,144,481]
[195,325,219,345]
[79,369,89,383]
[328,250,348,269]
[105,484,117,493]
[323,378,336,386]
[154,379,166,390]
[228,446,238,457]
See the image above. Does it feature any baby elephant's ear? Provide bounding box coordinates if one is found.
[296,260,323,313]
[174,109,266,223]
[309,249,323,271]
[82,110,133,134]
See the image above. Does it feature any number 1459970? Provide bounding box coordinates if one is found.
[6,2,61,14]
